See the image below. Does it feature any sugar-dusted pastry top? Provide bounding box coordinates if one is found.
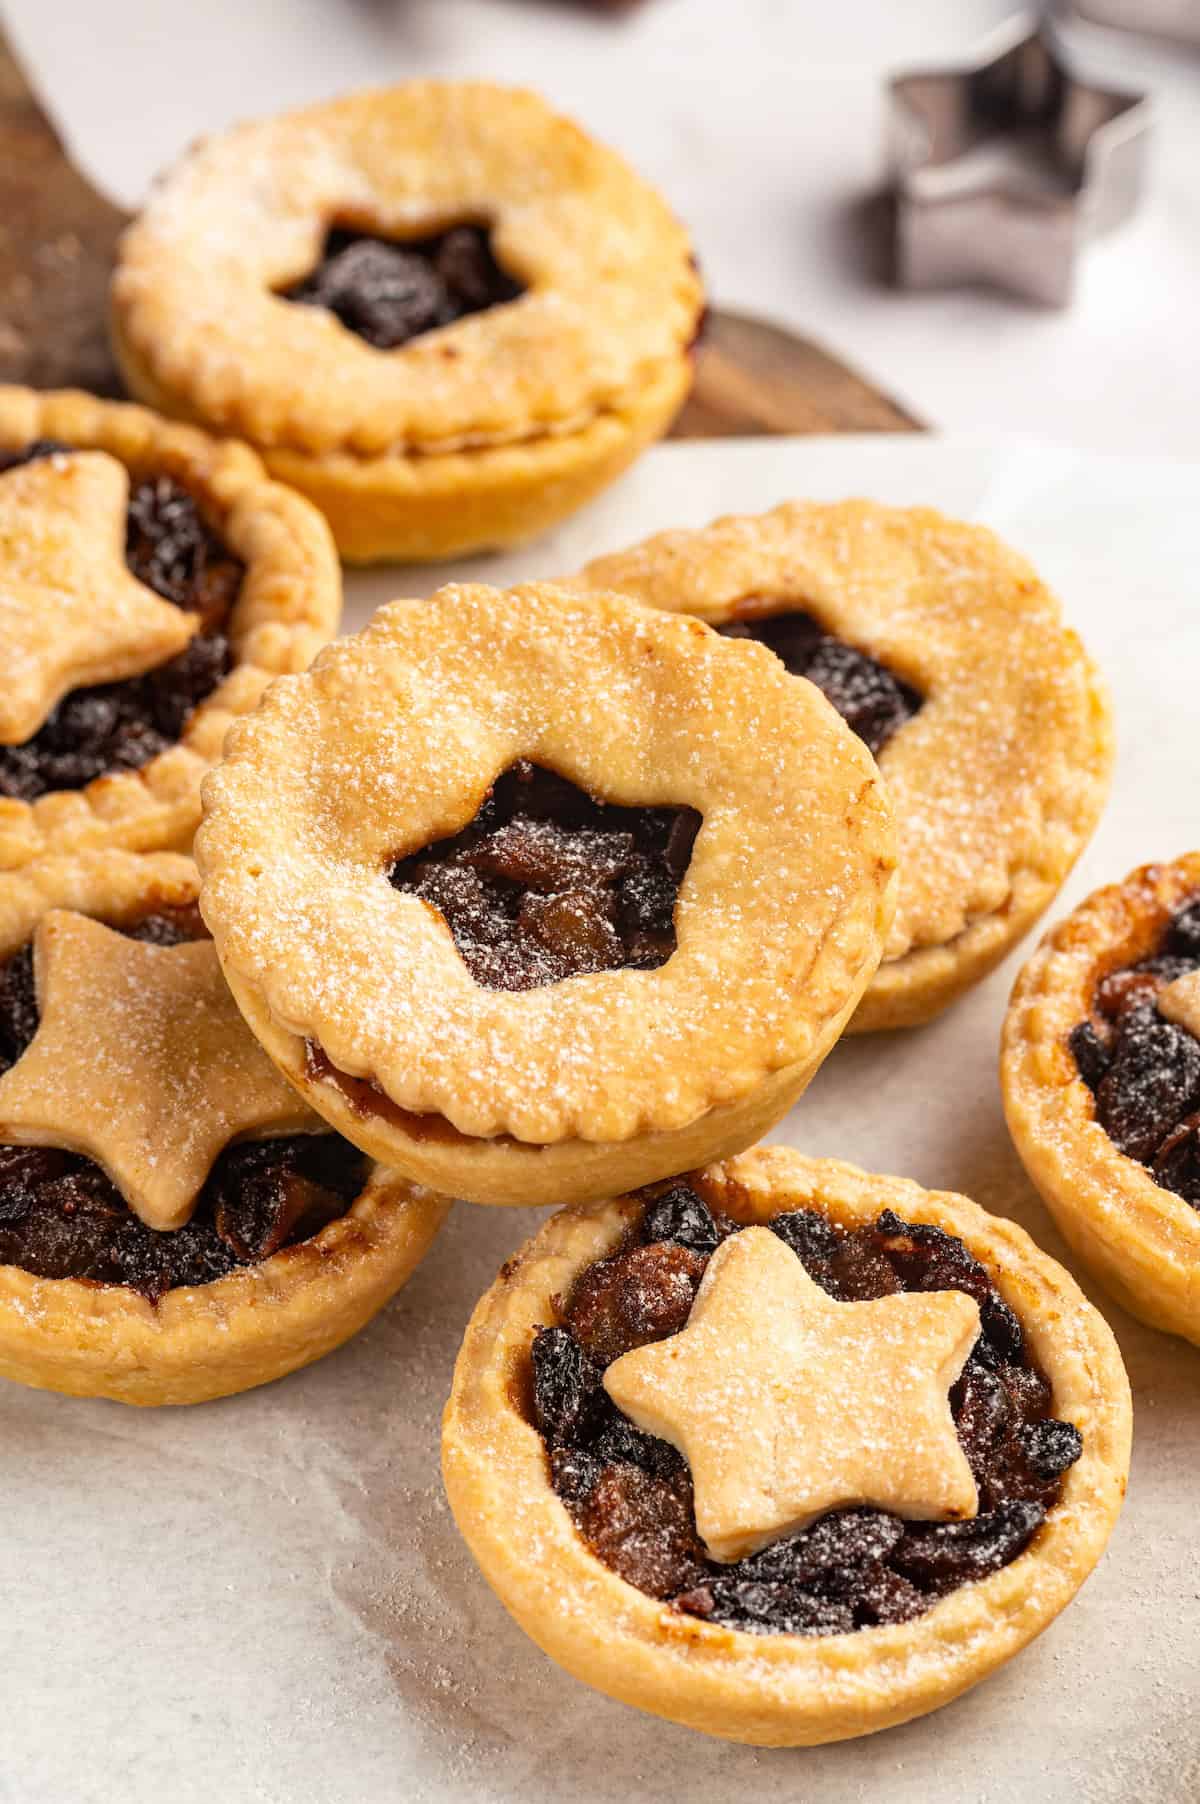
[0,441,242,798]
[0,910,320,1229]
[535,1172,1081,1632]
[442,1145,1129,1748]
[114,82,704,458]
[0,386,341,869]
[0,853,371,1300]
[605,1224,981,1563]
[578,500,1114,974]
[0,451,198,748]
[197,582,897,1146]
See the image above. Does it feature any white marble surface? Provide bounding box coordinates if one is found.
[6,0,1200,455]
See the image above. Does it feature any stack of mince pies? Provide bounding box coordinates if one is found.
[0,73,1163,1752]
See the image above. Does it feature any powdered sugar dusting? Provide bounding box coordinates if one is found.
[578,499,1113,970]
[198,583,895,1143]
[0,910,318,1228]
[0,452,196,745]
[114,84,703,458]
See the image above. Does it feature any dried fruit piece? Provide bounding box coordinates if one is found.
[769,1207,840,1286]
[675,1577,856,1638]
[852,1566,927,1627]
[640,1182,721,1254]
[801,639,920,761]
[589,1403,684,1478]
[1095,1005,1200,1163]
[737,1509,903,1588]
[517,891,625,976]
[549,1446,605,1504]
[1069,1020,1111,1090]
[825,1235,903,1301]
[892,1501,1045,1590]
[0,946,38,1073]
[126,475,242,625]
[1154,1113,1200,1205]
[951,1360,1010,1480]
[283,225,521,351]
[564,1241,707,1366]
[532,1325,605,1448]
[1163,898,1200,960]
[210,1135,366,1263]
[575,1463,708,1599]
[1018,1419,1083,1481]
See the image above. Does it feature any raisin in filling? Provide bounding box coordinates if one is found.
[281,224,524,351]
[1069,892,1200,1207]
[389,761,701,992]
[530,1182,1081,1636]
[0,441,241,802]
[0,909,368,1301]
[718,608,921,759]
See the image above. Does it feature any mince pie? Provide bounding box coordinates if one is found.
[1003,855,1200,1345]
[196,583,896,1207]
[0,386,340,871]
[111,83,704,562]
[578,501,1114,1031]
[0,851,448,1404]
[442,1148,1130,1745]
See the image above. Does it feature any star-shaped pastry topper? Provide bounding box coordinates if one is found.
[888,16,1150,305]
[0,450,198,745]
[605,1225,980,1563]
[0,911,322,1230]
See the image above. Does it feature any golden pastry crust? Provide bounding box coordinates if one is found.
[578,502,1114,1031]
[116,325,692,565]
[442,1147,1131,1747]
[0,851,450,1404]
[111,83,703,562]
[197,583,896,1206]
[0,452,197,744]
[0,386,341,869]
[605,1226,981,1556]
[1002,855,1200,1345]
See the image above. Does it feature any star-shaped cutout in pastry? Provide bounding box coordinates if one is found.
[605,1225,981,1563]
[0,450,198,745]
[888,19,1150,305]
[0,911,322,1230]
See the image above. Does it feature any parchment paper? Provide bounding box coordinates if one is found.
[3,436,1197,1804]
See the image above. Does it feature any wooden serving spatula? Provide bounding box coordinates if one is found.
[0,24,920,438]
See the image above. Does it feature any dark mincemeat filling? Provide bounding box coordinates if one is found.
[0,441,243,803]
[282,224,524,351]
[530,1182,1082,1637]
[1070,893,1200,1208]
[389,761,701,992]
[718,608,922,760]
[0,908,368,1301]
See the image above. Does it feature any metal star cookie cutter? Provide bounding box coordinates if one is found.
[888,13,1152,305]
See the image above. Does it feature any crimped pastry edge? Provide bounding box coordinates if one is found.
[0,385,341,869]
[1002,854,1200,1344]
[442,1146,1131,1746]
